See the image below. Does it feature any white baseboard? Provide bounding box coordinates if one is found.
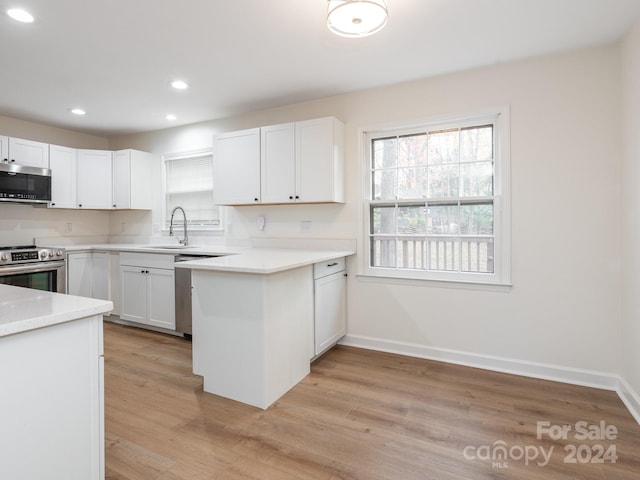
[339,334,640,424]
[617,377,640,425]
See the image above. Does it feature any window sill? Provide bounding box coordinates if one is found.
[356,273,512,292]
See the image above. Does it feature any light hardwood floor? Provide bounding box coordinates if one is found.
[104,322,640,479]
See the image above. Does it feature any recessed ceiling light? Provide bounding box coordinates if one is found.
[166,114,177,121]
[70,108,86,116]
[7,8,34,23]
[170,80,188,90]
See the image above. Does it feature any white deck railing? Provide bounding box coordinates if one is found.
[371,236,494,273]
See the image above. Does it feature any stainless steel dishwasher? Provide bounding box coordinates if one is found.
[175,254,216,337]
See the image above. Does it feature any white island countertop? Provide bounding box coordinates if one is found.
[0,285,113,337]
[174,248,355,274]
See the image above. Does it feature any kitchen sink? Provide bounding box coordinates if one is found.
[146,245,194,249]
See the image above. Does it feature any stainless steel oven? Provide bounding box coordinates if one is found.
[0,246,66,293]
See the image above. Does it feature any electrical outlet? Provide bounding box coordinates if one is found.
[121,222,126,233]
[65,222,72,233]
[300,220,311,233]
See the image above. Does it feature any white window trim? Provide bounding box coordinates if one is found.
[359,106,511,287]
[161,147,224,233]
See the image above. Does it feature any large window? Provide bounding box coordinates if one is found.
[364,109,510,285]
[163,148,222,231]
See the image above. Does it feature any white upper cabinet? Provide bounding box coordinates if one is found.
[0,136,7,161]
[1,136,49,168]
[295,117,344,204]
[0,132,152,210]
[261,123,296,203]
[213,128,261,205]
[49,144,77,209]
[213,117,344,206]
[77,149,113,209]
[112,149,152,209]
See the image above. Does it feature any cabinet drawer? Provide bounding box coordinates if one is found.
[119,252,175,270]
[313,257,345,279]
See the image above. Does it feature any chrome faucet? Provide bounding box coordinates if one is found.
[169,206,189,246]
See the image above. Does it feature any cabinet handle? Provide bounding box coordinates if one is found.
[295,195,299,199]
[289,196,293,200]
[10,159,15,163]
[327,262,338,267]
[113,204,116,208]
[78,204,82,207]
[254,198,259,202]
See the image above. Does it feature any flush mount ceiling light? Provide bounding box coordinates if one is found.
[166,114,177,121]
[70,108,86,116]
[170,80,188,90]
[7,8,34,23]
[327,0,387,38]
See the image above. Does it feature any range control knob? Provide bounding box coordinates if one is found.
[56,250,64,257]
[40,251,48,259]
[0,253,8,261]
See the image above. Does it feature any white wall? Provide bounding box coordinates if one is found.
[110,45,623,376]
[0,114,108,149]
[0,204,110,246]
[621,20,640,400]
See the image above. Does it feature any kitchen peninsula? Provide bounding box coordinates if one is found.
[0,284,112,479]
[176,248,354,409]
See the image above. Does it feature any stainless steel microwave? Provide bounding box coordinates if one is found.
[0,163,51,204]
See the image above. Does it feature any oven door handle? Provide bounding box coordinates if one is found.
[0,260,66,276]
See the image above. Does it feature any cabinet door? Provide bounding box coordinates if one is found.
[67,253,92,297]
[120,266,148,324]
[77,150,113,209]
[0,135,8,161]
[7,137,49,168]
[147,268,175,330]
[314,272,347,356]
[49,144,77,209]
[91,253,109,301]
[261,123,295,203]
[127,150,152,210]
[296,117,344,203]
[112,150,131,209]
[213,128,261,205]
[0,316,103,479]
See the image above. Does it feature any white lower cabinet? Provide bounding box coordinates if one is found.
[313,257,347,357]
[120,253,175,330]
[67,252,109,300]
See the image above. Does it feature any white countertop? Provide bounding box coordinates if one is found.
[62,243,247,257]
[174,248,355,274]
[0,285,113,337]
[61,243,355,274]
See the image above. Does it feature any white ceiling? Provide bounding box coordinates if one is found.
[2,0,640,137]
